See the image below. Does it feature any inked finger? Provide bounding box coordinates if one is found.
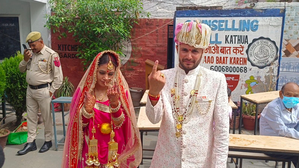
[151,60,159,74]
[115,84,119,93]
[113,84,118,93]
[107,87,111,94]
[89,90,94,96]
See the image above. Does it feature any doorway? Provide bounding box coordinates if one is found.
[0,17,21,60]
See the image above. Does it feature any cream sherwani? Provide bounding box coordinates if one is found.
[146,65,229,168]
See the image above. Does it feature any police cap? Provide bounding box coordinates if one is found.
[26,31,41,43]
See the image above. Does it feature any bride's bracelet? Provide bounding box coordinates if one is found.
[110,101,121,113]
[112,112,125,128]
[82,107,94,119]
[112,112,125,122]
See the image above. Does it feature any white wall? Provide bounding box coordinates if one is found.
[30,1,50,47]
[142,0,234,18]
[0,0,49,53]
[1,0,297,51]
[142,0,299,18]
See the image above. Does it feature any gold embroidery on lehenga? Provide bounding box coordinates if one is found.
[94,102,110,113]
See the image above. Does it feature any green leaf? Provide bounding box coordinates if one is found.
[0,51,27,123]
[56,77,74,97]
[45,0,150,67]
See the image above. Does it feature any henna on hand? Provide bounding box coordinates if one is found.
[107,84,119,107]
[84,91,96,113]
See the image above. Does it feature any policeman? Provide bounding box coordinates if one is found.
[18,31,63,155]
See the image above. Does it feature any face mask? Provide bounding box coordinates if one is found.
[282,96,299,109]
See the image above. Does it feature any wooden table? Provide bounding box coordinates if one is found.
[236,91,279,135]
[51,96,72,150]
[137,106,160,164]
[137,107,299,167]
[229,99,238,110]
[139,90,149,106]
[137,106,161,131]
[140,90,238,110]
[230,134,299,167]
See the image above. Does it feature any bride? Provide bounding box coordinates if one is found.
[62,50,141,168]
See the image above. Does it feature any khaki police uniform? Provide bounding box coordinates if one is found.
[19,34,63,142]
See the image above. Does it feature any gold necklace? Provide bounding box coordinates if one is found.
[171,71,201,138]
[95,90,107,101]
[97,94,106,101]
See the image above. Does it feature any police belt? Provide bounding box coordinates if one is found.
[29,83,51,90]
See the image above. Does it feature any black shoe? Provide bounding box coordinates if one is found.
[39,141,52,153]
[17,140,37,155]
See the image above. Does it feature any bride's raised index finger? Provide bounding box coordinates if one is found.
[89,90,94,96]
[151,60,159,74]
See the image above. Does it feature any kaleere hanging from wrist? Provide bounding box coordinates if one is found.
[106,111,119,168]
[85,126,100,168]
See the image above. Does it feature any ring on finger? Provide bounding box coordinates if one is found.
[160,73,165,78]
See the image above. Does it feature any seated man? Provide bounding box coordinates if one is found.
[260,82,299,167]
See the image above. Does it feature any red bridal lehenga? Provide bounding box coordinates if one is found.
[62,51,142,168]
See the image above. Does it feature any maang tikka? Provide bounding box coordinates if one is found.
[107,57,114,71]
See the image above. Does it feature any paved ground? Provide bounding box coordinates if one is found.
[0,104,294,168]
[1,110,64,168]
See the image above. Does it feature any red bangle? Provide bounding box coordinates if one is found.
[148,93,160,101]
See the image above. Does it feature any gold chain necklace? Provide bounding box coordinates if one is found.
[95,90,107,102]
[97,94,106,101]
[171,71,201,138]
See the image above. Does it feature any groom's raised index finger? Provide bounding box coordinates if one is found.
[152,60,159,73]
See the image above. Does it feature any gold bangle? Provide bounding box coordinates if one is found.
[112,112,125,122]
[110,101,121,113]
[112,113,125,128]
[82,107,94,119]
[82,122,89,127]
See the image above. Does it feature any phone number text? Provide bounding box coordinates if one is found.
[210,66,247,73]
